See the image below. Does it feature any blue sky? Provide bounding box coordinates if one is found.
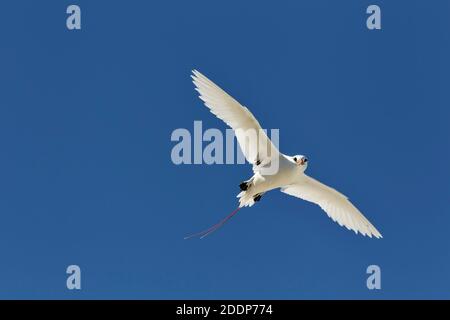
[0,0,449,299]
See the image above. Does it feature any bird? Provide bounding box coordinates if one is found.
[186,70,382,239]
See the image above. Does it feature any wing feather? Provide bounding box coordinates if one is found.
[192,70,279,165]
[281,175,382,238]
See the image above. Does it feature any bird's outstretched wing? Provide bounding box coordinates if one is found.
[192,70,279,166]
[281,175,382,238]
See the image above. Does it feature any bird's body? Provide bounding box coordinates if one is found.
[237,153,301,207]
[188,70,382,239]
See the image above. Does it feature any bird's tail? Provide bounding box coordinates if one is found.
[184,206,242,239]
[237,190,256,207]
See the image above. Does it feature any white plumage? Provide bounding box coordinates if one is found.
[191,70,382,239]
[281,176,382,238]
[192,70,279,166]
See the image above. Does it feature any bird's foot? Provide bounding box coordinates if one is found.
[253,194,262,202]
[239,181,249,191]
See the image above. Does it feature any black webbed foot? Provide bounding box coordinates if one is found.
[253,194,262,202]
[239,182,249,191]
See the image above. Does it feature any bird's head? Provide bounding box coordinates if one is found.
[292,155,308,170]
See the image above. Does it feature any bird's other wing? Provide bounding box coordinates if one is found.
[280,175,382,238]
[192,70,279,166]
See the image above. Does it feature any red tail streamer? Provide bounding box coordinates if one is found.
[184,206,242,239]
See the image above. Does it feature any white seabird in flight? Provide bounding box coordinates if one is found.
[186,70,382,239]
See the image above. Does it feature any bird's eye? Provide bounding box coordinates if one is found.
[304,158,308,162]
[293,157,297,162]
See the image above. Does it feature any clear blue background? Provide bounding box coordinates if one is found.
[0,0,449,299]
